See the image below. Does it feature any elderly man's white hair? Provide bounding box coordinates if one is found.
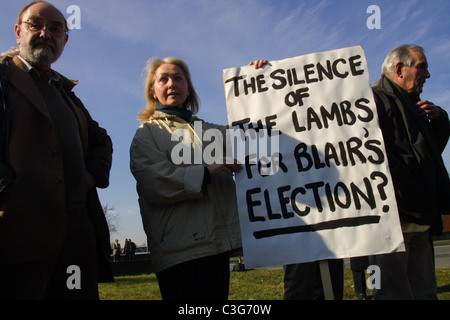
[381,44,425,76]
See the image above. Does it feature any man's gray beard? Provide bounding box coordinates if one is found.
[21,45,58,67]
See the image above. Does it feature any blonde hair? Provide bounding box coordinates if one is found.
[138,57,200,122]
[1,47,19,58]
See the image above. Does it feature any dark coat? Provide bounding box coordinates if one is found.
[372,76,450,233]
[0,56,113,282]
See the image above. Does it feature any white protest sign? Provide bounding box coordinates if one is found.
[223,46,404,269]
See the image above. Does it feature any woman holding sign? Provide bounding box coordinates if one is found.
[130,57,266,300]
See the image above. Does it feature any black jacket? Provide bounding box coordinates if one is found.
[372,76,450,233]
[0,56,114,282]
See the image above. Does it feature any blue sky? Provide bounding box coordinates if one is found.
[1,0,449,246]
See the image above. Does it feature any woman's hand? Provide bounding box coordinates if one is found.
[207,157,242,176]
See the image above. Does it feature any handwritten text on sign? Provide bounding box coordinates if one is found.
[223,46,404,268]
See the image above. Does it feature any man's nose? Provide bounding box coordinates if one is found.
[38,25,52,38]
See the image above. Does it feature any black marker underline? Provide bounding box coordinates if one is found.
[253,215,381,239]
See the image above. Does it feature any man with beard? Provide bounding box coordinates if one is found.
[0,1,113,299]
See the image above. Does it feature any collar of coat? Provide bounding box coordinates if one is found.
[0,54,78,91]
[373,75,421,106]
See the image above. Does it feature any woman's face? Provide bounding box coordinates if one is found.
[153,63,189,108]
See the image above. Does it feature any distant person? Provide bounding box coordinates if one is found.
[130,57,267,300]
[113,239,121,262]
[123,238,130,260]
[128,239,136,260]
[369,44,450,299]
[0,1,113,300]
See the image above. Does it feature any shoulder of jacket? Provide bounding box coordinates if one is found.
[56,71,78,91]
[0,55,12,64]
[0,59,9,80]
[137,118,167,132]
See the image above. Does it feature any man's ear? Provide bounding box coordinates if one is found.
[14,24,21,45]
[394,61,404,77]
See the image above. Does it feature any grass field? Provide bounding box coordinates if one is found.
[98,266,450,300]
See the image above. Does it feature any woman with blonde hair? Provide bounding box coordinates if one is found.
[138,57,199,122]
[130,57,266,299]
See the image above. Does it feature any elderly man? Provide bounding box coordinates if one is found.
[370,45,450,299]
[0,1,113,299]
